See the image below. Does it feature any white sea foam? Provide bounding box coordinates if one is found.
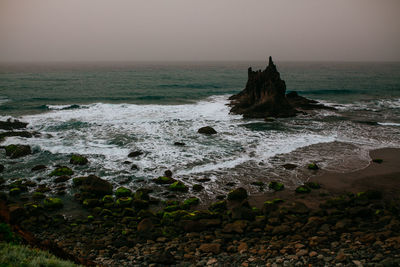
[10,95,339,179]
[378,122,400,127]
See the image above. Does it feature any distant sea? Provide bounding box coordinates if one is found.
[1,61,400,195]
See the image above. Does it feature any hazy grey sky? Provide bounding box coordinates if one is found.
[0,0,399,62]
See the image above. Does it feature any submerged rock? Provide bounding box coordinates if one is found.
[4,144,31,158]
[31,165,47,172]
[69,155,88,165]
[128,150,143,158]
[49,166,73,177]
[197,126,217,135]
[0,119,28,130]
[227,188,248,201]
[73,175,113,197]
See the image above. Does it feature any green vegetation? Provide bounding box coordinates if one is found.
[0,242,82,267]
[307,163,319,170]
[115,187,132,198]
[305,182,321,189]
[43,197,63,210]
[295,186,311,194]
[49,167,73,177]
[70,155,88,165]
[268,181,284,191]
[183,197,200,207]
[169,181,188,192]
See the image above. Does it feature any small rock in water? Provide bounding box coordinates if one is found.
[174,142,185,146]
[128,151,143,158]
[197,126,217,135]
[164,170,173,178]
[282,163,297,170]
[31,165,47,172]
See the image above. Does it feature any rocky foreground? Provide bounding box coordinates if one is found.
[1,166,400,267]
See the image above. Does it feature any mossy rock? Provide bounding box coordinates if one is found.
[70,155,88,165]
[49,167,73,177]
[164,205,181,212]
[134,188,150,201]
[9,188,21,196]
[208,200,227,212]
[102,195,114,203]
[295,185,311,194]
[32,191,45,200]
[169,181,189,192]
[356,190,382,200]
[251,181,265,187]
[72,177,84,187]
[182,210,217,221]
[43,197,63,210]
[153,176,176,184]
[137,209,156,219]
[227,187,248,201]
[115,187,132,198]
[162,210,190,225]
[372,158,383,164]
[268,181,284,191]
[182,197,200,208]
[87,215,94,221]
[307,163,319,170]
[123,208,136,217]
[116,197,133,207]
[192,184,204,192]
[5,144,31,159]
[305,182,321,189]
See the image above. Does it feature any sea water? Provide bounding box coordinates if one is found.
[1,61,399,195]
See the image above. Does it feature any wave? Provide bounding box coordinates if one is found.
[378,122,400,127]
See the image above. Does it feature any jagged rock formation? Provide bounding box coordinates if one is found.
[229,57,334,118]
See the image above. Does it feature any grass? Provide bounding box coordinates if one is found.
[0,242,81,267]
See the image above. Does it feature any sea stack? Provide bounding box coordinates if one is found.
[229,57,296,118]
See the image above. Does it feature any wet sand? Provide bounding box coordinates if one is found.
[249,147,400,209]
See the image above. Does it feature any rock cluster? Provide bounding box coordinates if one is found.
[229,57,334,118]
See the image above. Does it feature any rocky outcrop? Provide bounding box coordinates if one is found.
[229,57,334,118]
[229,57,296,118]
[0,119,28,130]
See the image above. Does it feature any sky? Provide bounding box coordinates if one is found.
[0,0,399,62]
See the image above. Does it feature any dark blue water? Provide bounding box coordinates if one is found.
[1,61,400,195]
[1,61,399,116]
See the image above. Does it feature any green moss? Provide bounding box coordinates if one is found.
[9,188,21,196]
[115,187,132,198]
[154,176,175,184]
[295,186,311,194]
[82,199,100,208]
[305,182,321,189]
[134,189,150,201]
[251,181,265,186]
[49,167,73,177]
[169,181,188,192]
[72,177,84,187]
[268,181,284,191]
[70,155,88,165]
[307,163,319,170]
[87,215,94,221]
[162,210,190,224]
[43,197,63,210]
[372,158,383,164]
[116,197,133,207]
[102,195,114,203]
[209,200,227,212]
[164,205,181,212]
[181,210,216,221]
[227,188,248,201]
[183,197,200,207]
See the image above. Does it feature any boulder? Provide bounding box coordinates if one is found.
[268,181,284,191]
[0,164,3,172]
[199,243,221,254]
[74,175,113,197]
[4,144,31,158]
[227,188,248,201]
[49,166,73,177]
[128,150,143,158]
[115,187,132,198]
[53,175,70,183]
[192,184,204,192]
[31,165,47,172]
[169,181,189,192]
[197,126,217,135]
[153,176,176,184]
[0,119,28,130]
[43,197,63,210]
[137,218,154,232]
[70,155,88,165]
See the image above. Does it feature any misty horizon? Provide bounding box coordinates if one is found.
[1,0,400,62]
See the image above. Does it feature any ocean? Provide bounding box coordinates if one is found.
[1,61,400,196]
